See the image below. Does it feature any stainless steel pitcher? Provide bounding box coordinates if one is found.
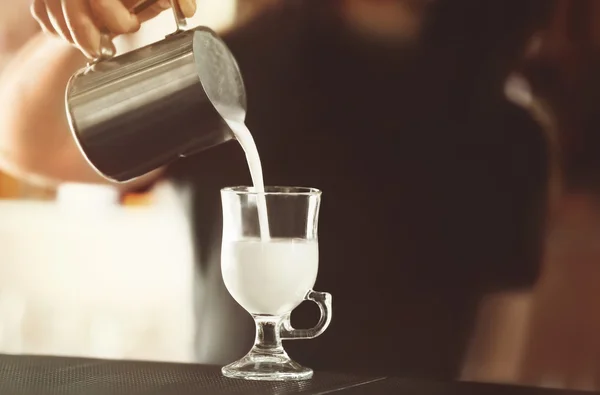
[65,0,246,183]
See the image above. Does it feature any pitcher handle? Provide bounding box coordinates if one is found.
[281,290,332,340]
[169,0,188,32]
[92,33,117,65]
[92,0,188,65]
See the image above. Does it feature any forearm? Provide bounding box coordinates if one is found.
[0,33,91,184]
[0,33,161,190]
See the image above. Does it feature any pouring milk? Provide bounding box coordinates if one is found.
[225,120,271,240]
[194,33,271,240]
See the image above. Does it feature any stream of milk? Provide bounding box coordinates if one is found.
[225,120,271,240]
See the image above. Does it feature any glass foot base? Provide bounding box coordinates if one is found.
[222,353,313,381]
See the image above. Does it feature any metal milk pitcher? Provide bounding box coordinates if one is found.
[65,0,246,183]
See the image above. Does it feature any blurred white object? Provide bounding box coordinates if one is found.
[0,181,196,363]
[56,183,120,208]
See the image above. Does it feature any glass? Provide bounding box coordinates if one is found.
[220,186,332,381]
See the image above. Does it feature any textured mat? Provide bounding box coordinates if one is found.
[0,354,380,395]
[0,354,589,395]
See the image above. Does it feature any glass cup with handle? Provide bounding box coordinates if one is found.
[220,186,332,381]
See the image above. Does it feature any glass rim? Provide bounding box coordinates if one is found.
[221,186,322,196]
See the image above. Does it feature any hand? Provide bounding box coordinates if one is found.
[30,0,197,59]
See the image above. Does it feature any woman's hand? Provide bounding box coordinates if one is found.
[30,0,196,59]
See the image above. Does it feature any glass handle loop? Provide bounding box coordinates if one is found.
[281,290,332,340]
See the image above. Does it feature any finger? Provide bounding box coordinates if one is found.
[45,0,74,42]
[30,0,56,35]
[135,0,172,24]
[89,0,140,35]
[178,0,197,18]
[62,0,102,58]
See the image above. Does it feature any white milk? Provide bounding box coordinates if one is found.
[192,32,270,239]
[221,238,318,316]
[226,120,271,240]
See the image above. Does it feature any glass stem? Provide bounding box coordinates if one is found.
[251,315,287,356]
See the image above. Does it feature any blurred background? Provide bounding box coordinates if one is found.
[3,0,600,392]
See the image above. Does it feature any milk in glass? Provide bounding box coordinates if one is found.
[221,238,318,316]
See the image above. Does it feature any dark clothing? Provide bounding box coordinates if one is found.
[169,1,548,379]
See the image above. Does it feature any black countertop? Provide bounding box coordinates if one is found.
[0,354,591,394]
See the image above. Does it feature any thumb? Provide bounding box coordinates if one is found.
[135,0,196,23]
[135,0,172,24]
[178,0,197,18]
